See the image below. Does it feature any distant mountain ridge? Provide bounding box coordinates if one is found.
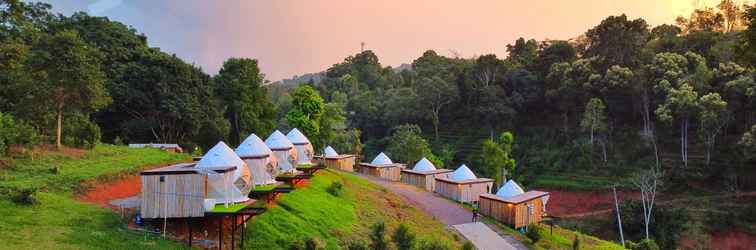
[270,63,413,86]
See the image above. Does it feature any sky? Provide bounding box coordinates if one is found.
[43,0,734,81]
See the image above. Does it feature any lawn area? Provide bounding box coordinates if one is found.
[0,144,190,249]
[246,169,463,249]
[483,217,624,250]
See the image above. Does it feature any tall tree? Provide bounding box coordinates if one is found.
[737,5,756,66]
[481,132,516,187]
[385,124,436,166]
[506,37,538,68]
[631,168,662,241]
[697,93,728,166]
[580,98,609,165]
[28,29,109,149]
[585,14,650,70]
[415,76,458,140]
[214,58,276,145]
[285,85,325,146]
[656,84,699,168]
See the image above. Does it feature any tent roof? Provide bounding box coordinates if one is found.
[449,164,476,181]
[324,146,339,157]
[286,128,311,144]
[371,152,393,165]
[235,134,272,157]
[197,142,246,170]
[412,157,437,171]
[496,180,525,199]
[265,130,294,149]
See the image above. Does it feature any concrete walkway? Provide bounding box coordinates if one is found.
[453,222,520,250]
[357,173,526,250]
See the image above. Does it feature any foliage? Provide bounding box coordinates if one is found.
[325,181,343,197]
[369,222,388,250]
[481,132,516,186]
[625,239,660,250]
[392,224,416,250]
[584,14,650,69]
[618,200,690,249]
[286,85,326,148]
[572,234,581,250]
[214,58,276,145]
[461,241,474,250]
[526,224,544,243]
[415,240,452,250]
[385,124,436,165]
[62,114,101,149]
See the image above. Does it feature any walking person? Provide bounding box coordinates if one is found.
[472,202,479,222]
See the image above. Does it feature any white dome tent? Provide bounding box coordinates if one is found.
[449,164,477,181]
[371,152,393,165]
[196,141,252,204]
[287,128,314,166]
[235,133,279,186]
[412,157,437,172]
[496,180,525,199]
[265,130,299,173]
[324,146,339,158]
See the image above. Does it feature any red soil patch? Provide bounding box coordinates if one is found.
[542,189,640,217]
[710,230,756,250]
[78,175,142,208]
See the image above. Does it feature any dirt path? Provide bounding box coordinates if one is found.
[356,173,527,250]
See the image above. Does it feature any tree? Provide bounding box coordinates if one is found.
[391,224,415,250]
[656,84,699,168]
[717,0,741,32]
[506,37,538,68]
[285,85,325,147]
[697,93,728,166]
[415,76,457,140]
[369,222,388,250]
[385,124,436,165]
[546,59,600,134]
[316,102,346,150]
[28,29,109,149]
[677,7,725,33]
[580,98,608,165]
[585,14,650,70]
[481,132,516,187]
[631,168,662,241]
[534,40,577,76]
[737,5,756,66]
[214,58,276,145]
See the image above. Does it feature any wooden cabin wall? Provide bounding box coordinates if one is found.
[401,172,433,191]
[479,196,544,228]
[141,174,206,219]
[362,166,402,181]
[435,181,493,203]
[325,157,355,172]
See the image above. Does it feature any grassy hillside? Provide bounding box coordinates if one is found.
[247,169,463,249]
[0,145,189,249]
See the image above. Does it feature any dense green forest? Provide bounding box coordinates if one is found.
[1,0,755,187]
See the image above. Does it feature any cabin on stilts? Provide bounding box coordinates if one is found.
[235,133,279,186]
[265,130,299,174]
[479,180,550,229]
[314,145,356,172]
[358,152,405,181]
[287,128,314,166]
[434,164,493,203]
[401,157,452,191]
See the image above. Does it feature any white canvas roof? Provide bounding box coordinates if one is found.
[286,128,311,144]
[450,164,476,181]
[265,130,294,150]
[197,142,247,170]
[324,146,339,157]
[412,157,437,171]
[371,152,393,165]
[235,134,272,157]
[496,180,525,199]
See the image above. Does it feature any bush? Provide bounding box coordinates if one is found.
[572,234,581,250]
[415,240,451,250]
[619,200,689,249]
[461,241,475,250]
[626,239,660,250]
[10,187,39,205]
[526,224,543,243]
[325,181,343,196]
[369,222,388,250]
[0,112,39,155]
[63,114,101,149]
[289,237,323,250]
[392,224,415,250]
[345,240,369,250]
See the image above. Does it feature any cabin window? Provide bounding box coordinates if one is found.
[159,176,165,182]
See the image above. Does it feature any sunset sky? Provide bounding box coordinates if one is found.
[45,0,736,81]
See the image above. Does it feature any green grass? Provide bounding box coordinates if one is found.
[251,183,280,192]
[0,144,191,249]
[246,169,462,249]
[483,217,624,250]
[210,203,251,213]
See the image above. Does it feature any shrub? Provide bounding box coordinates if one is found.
[63,114,101,149]
[369,222,388,250]
[392,224,415,250]
[415,240,451,250]
[461,241,475,250]
[619,200,689,249]
[572,234,581,250]
[345,240,369,250]
[626,239,660,250]
[304,237,323,250]
[325,181,343,196]
[526,224,543,243]
[10,187,39,205]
